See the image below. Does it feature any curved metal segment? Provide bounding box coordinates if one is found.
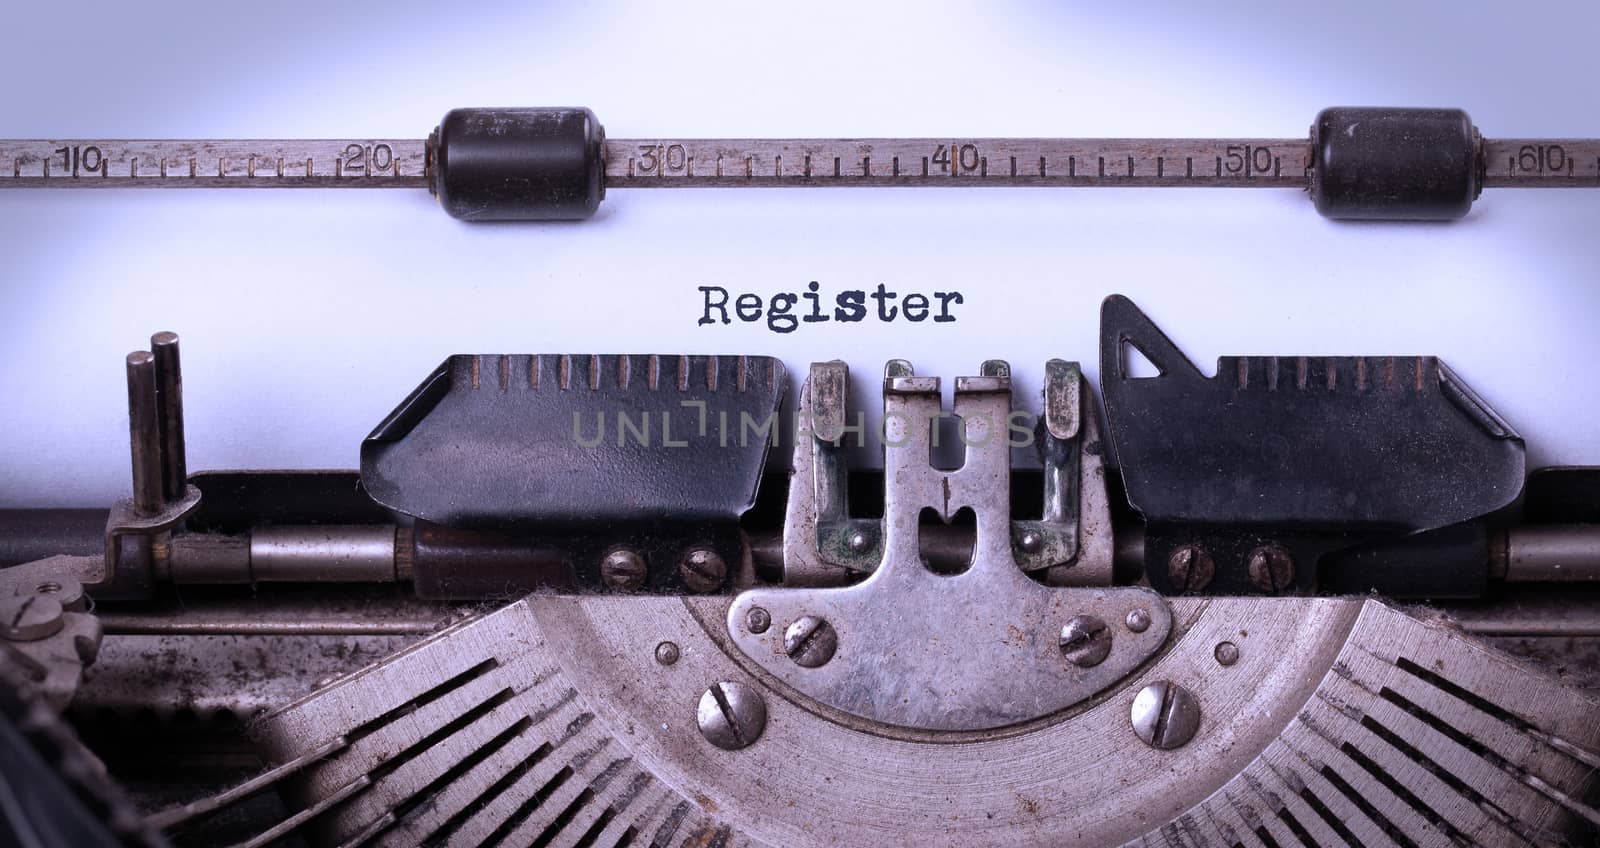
[728,583,1171,731]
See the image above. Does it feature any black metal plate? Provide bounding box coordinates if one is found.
[1099,295,1524,531]
[361,354,786,531]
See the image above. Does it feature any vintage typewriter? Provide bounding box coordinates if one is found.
[1,295,1596,847]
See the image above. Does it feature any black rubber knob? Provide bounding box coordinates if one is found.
[430,108,605,221]
[1310,107,1482,221]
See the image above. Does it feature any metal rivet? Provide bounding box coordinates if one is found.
[599,548,647,591]
[847,531,871,553]
[784,615,838,668]
[0,595,64,642]
[1130,680,1202,750]
[697,681,766,750]
[655,641,680,666]
[1125,608,1151,633]
[1058,614,1112,667]
[1167,544,1214,593]
[1214,641,1240,666]
[1247,545,1295,593]
[745,607,771,634]
[1018,529,1043,553]
[678,548,727,593]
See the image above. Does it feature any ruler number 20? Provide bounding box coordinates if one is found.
[342,143,395,175]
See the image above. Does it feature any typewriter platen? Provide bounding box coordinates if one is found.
[1,296,1597,847]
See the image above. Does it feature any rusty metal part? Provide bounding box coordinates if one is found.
[124,352,164,516]
[696,681,767,751]
[677,547,728,593]
[599,548,648,591]
[250,525,398,582]
[734,362,1169,731]
[230,592,1600,847]
[75,633,419,721]
[1503,524,1600,581]
[0,587,103,712]
[91,586,470,636]
[781,359,1115,590]
[149,332,186,502]
[1247,544,1296,593]
[1167,544,1215,593]
[1129,679,1202,749]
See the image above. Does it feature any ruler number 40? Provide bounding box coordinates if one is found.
[931,144,980,174]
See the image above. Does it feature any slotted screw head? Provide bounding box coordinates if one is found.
[1247,545,1295,593]
[0,595,64,642]
[1166,545,1214,593]
[697,681,766,750]
[1059,615,1112,667]
[783,615,838,668]
[599,548,647,591]
[1130,680,1202,750]
[678,548,727,593]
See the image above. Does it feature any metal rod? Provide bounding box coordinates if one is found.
[1505,525,1600,581]
[124,351,164,515]
[150,331,186,501]
[4,136,1596,190]
[604,138,1312,188]
[0,139,427,188]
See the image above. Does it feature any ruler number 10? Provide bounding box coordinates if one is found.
[54,145,105,176]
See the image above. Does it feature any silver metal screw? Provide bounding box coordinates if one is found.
[655,641,680,666]
[1167,544,1214,593]
[847,531,871,553]
[784,615,838,668]
[1130,680,1202,750]
[1247,545,1295,593]
[1125,608,1152,633]
[1058,615,1112,667]
[1018,529,1043,554]
[599,548,648,591]
[678,548,727,593]
[0,595,64,642]
[745,607,771,634]
[1214,641,1240,666]
[697,681,766,750]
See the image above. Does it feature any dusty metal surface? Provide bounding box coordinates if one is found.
[736,359,1164,731]
[77,633,420,721]
[233,589,1600,848]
